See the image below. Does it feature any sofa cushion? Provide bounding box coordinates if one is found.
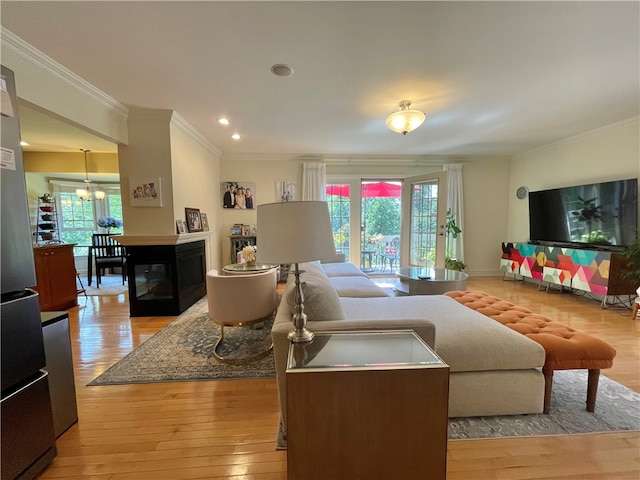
[328,277,390,297]
[339,295,545,373]
[322,262,368,278]
[284,263,346,321]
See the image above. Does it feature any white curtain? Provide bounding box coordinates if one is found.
[443,163,464,261]
[302,162,326,201]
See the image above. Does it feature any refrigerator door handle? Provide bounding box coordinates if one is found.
[3,370,48,401]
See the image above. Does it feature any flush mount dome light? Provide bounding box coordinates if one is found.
[216,117,230,125]
[271,64,294,77]
[385,100,426,135]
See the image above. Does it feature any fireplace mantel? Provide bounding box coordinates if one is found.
[113,232,211,246]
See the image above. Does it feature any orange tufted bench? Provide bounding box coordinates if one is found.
[444,290,616,414]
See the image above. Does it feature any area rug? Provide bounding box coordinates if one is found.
[275,370,640,448]
[80,274,128,296]
[88,298,274,385]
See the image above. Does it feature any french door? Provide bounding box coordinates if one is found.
[401,173,447,268]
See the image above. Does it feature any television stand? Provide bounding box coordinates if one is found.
[501,242,635,307]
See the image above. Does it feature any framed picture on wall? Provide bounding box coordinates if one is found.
[276,180,296,202]
[185,208,202,232]
[130,176,162,207]
[221,181,256,209]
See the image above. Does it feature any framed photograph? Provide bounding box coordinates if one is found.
[185,208,202,232]
[130,176,162,207]
[230,225,242,235]
[276,180,296,202]
[176,220,186,234]
[200,212,210,231]
[241,224,251,236]
[221,181,256,209]
[250,224,257,235]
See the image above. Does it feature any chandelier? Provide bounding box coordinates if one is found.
[385,100,426,135]
[76,149,105,201]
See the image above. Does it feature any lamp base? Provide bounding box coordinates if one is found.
[288,327,315,343]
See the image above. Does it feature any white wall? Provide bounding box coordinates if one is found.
[508,117,640,242]
[118,109,175,234]
[219,155,512,275]
[462,158,512,275]
[170,117,221,270]
[219,155,300,266]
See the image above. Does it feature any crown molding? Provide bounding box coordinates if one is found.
[171,112,221,158]
[1,27,128,118]
[516,116,640,158]
[221,152,468,166]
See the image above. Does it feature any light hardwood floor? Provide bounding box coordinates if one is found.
[38,276,639,480]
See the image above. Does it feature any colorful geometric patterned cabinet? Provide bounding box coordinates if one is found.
[501,242,636,306]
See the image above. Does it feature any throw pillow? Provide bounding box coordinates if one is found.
[284,264,346,321]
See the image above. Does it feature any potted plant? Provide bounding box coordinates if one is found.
[445,209,467,271]
[97,216,123,234]
[620,237,640,288]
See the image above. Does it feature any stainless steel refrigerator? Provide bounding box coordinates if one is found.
[1,65,57,480]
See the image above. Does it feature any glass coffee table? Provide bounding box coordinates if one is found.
[395,266,468,295]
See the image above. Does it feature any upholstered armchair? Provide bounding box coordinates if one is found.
[206,268,278,363]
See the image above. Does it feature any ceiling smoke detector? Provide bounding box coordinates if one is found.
[271,64,294,77]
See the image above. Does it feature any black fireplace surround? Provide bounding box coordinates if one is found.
[125,240,206,317]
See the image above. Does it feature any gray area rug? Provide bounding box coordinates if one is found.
[276,369,640,448]
[88,298,274,385]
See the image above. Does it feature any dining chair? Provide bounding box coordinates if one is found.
[90,234,127,287]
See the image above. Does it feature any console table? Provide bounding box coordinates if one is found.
[286,330,449,480]
[501,242,635,306]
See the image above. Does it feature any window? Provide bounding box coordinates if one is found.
[54,183,122,256]
[326,184,350,261]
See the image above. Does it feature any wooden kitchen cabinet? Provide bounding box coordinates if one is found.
[33,244,78,311]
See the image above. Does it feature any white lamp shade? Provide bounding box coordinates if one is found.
[257,201,336,264]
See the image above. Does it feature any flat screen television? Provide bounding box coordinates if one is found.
[528,178,638,250]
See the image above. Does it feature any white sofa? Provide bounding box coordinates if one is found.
[272,259,546,429]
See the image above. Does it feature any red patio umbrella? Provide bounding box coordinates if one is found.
[326,182,402,198]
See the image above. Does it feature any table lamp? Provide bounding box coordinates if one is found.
[257,201,336,342]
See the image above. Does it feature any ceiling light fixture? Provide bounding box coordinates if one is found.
[231,133,241,140]
[385,100,426,135]
[216,117,230,125]
[76,149,105,201]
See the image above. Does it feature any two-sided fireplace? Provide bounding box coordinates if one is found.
[125,240,206,317]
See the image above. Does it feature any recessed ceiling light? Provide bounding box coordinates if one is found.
[20,141,29,146]
[271,64,294,77]
[216,117,230,125]
[231,133,241,140]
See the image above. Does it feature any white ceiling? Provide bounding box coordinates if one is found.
[2,1,639,157]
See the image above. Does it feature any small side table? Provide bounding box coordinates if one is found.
[222,262,279,275]
[286,330,449,480]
